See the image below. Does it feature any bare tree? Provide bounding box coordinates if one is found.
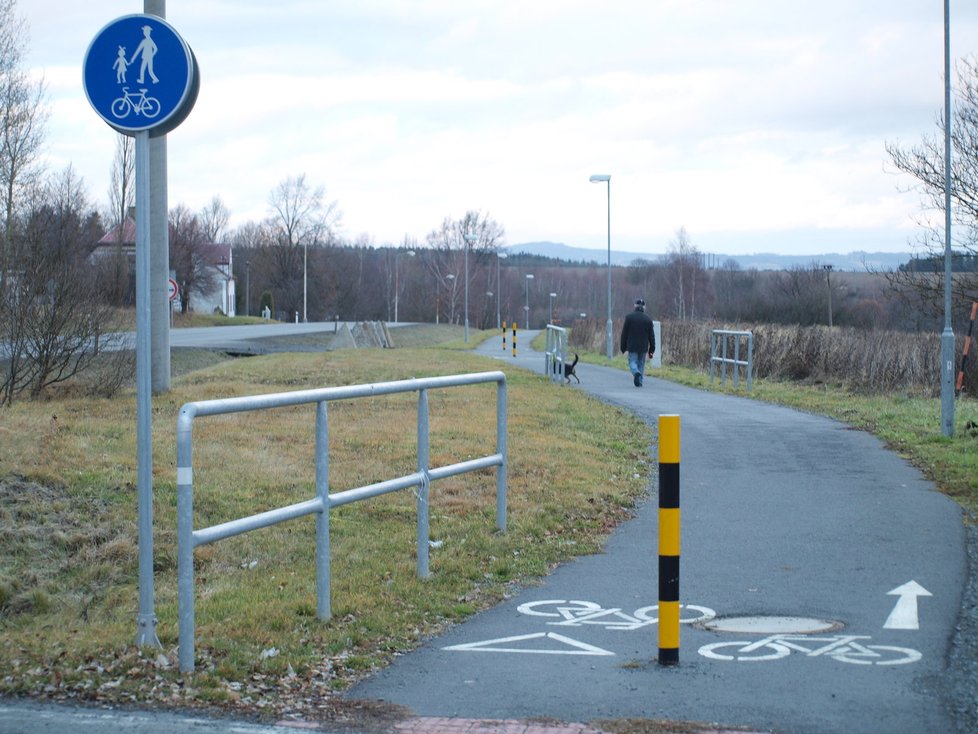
[102,134,134,306]
[0,0,47,298]
[169,204,217,313]
[424,210,505,325]
[199,195,230,243]
[884,55,978,317]
[660,227,709,320]
[1,167,131,406]
[266,174,341,319]
[107,134,135,230]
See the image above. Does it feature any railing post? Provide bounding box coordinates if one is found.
[417,388,431,578]
[733,335,741,389]
[709,331,716,384]
[747,333,754,391]
[315,401,331,620]
[176,407,196,673]
[497,377,508,533]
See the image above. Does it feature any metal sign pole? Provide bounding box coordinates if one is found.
[134,129,160,647]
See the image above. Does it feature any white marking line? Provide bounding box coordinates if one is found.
[884,581,932,630]
[443,632,615,656]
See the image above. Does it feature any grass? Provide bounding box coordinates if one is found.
[0,330,651,716]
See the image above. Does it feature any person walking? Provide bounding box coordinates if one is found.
[620,298,656,387]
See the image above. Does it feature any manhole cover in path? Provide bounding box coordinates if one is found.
[700,616,843,634]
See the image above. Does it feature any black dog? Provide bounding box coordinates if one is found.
[564,353,580,383]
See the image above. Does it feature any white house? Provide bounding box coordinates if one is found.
[93,213,235,316]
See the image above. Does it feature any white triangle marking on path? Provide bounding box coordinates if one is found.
[442,632,615,656]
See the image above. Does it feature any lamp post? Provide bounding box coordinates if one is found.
[822,264,833,328]
[524,273,534,330]
[302,241,308,323]
[463,233,477,342]
[549,292,557,324]
[590,174,612,359]
[394,249,415,323]
[940,0,955,437]
[446,273,456,324]
[496,251,507,329]
[245,260,251,317]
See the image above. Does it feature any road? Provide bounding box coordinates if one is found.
[1,326,970,733]
[347,332,968,733]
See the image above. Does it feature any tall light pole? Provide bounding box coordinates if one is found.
[590,174,613,359]
[302,240,308,322]
[822,264,833,328]
[464,233,477,342]
[940,0,955,437]
[549,292,557,324]
[394,249,415,323]
[446,273,456,324]
[524,273,534,330]
[245,260,251,317]
[496,251,507,329]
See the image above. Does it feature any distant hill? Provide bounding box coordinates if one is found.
[504,241,910,272]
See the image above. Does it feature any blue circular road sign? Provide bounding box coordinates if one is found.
[83,14,197,136]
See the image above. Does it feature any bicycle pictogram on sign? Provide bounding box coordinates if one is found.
[111,87,161,119]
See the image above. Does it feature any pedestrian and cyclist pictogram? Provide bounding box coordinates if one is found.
[83,14,197,136]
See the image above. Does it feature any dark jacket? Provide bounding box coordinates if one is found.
[620,308,656,355]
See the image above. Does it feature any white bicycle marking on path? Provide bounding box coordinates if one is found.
[698,634,923,665]
[516,599,717,630]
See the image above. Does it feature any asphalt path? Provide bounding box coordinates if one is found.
[348,332,968,733]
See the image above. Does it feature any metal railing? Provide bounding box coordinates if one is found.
[545,324,569,383]
[710,330,753,391]
[176,371,508,672]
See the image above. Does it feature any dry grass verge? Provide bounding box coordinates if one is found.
[0,345,651,722]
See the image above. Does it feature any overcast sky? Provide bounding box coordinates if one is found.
[22,1,978,256]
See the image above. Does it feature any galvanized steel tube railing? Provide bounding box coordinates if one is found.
[545,324,569,383]
[709,330,753,391]
[176,371,507,672]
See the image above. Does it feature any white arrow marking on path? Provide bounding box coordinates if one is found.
[884,581,932,630]
[442,632,614,656]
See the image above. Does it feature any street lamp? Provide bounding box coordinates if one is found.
[496,251,507,329]
[464,232,477,342]
[822,265,833,328]
[245,260,251,317]
[394,249,415,323]
[549,292,557,324]
[524,273,534,330]
[446,273,456,324]
[590,173,612,359]
[940,0,955,437]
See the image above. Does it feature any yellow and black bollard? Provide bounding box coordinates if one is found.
[512,323,517,358]
[658,414,681,665]
[502,322,507,351]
